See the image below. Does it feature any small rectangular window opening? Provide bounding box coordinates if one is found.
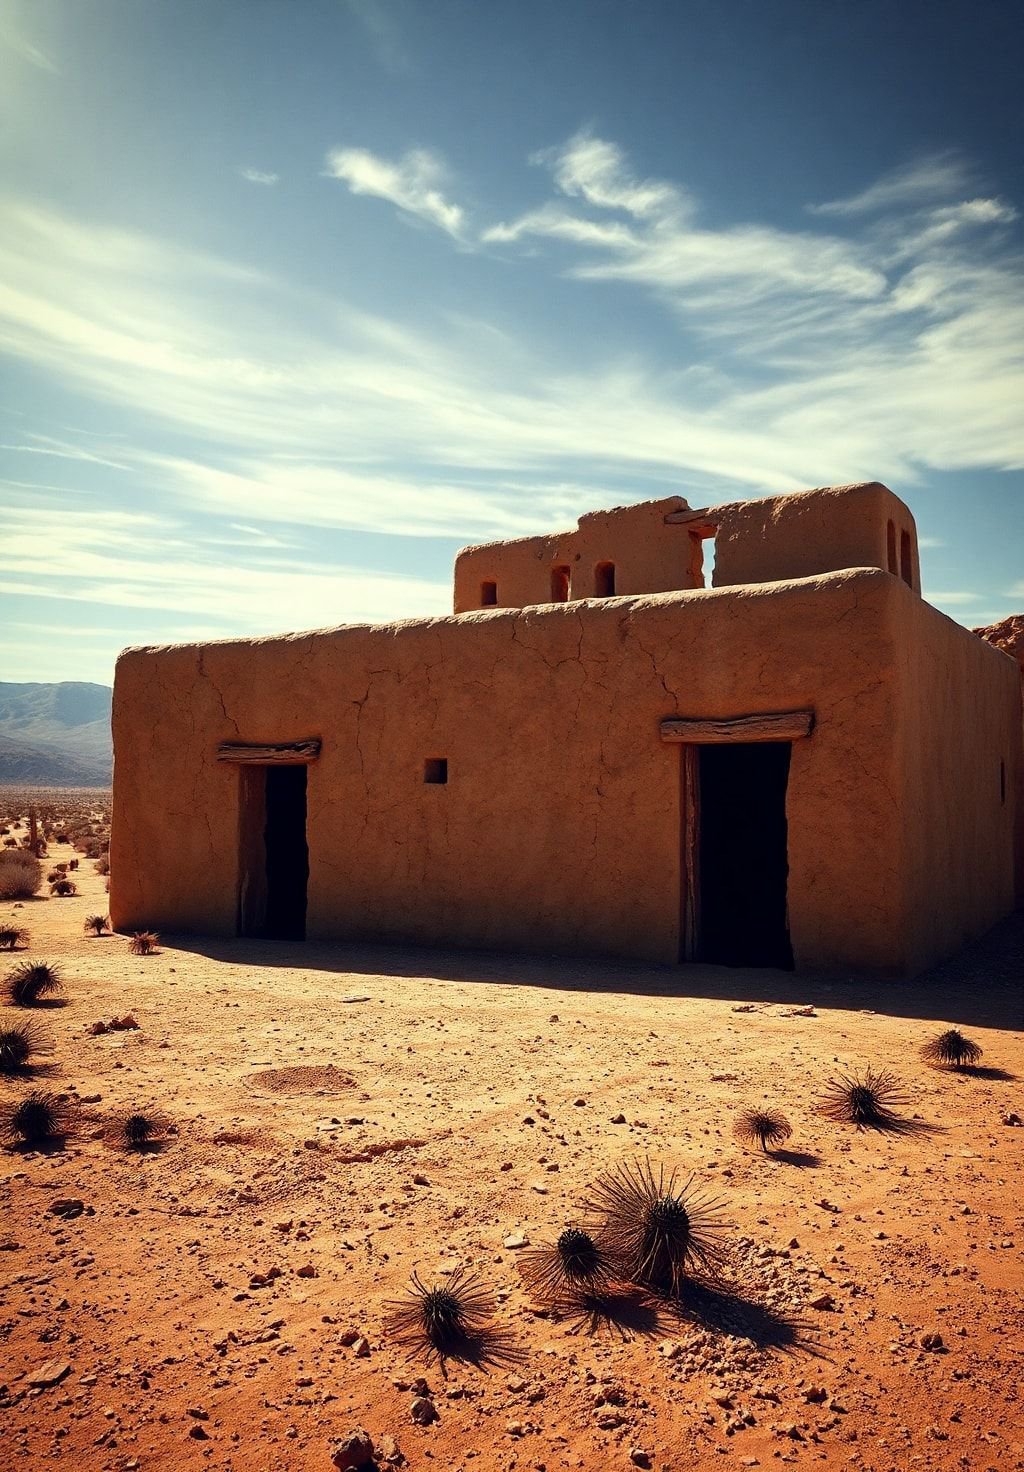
[594,561,616,597]
[886,519,898,574]
[480,580,497,606]
[424,757,448,785]
[550,564,571,602]
[899,530,913,587]
[689,527,718,588]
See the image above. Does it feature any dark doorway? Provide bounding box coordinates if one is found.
[695,742,793,969]
[238,765,308,939]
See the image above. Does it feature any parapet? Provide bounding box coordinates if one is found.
[453,481,921,612]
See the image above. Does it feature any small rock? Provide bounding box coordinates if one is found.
[610,1113,627,1124]
[809,1292,834,1311]
[920,1331,946,1352]
[27,1359,71,1389]
[49,1199,85,1220]
[503,1231,529,1249]
[352,1336,370,1358]
[332,1427,375,1469]
[296,1264,317,1278]
[411,1396,438,1425]
[630,1450,652,1468]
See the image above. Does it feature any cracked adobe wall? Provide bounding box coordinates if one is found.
[109,566,961,971]
[895,591,1022,973]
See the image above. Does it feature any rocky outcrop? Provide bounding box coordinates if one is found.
[974,614,1024,676]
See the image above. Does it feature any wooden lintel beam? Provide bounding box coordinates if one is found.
[660,711,814,744]
[217,739,322,764]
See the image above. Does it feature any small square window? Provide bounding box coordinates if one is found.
[424,757,448,784]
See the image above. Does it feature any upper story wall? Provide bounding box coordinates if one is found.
[453,480,921,612]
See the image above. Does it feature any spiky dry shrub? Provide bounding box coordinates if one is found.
[733,1107,793,1153]
[0,926,28,950]
[519,1226,617,1306]
[5,960,63,1007]
[920,1028,983,1071]
[49,878,77,897]
[385,1267,498,1363]
[3,1091,65,1146]
[817,1067,910,1130]
[129,931,159,956]
[587,1159,729,1297]
[94,855,110,877]
[84,914,109,937]
[0,850,42,900]
[0,1017,53,1072]
[109,1110,169,1151]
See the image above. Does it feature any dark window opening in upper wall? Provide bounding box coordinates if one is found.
[886,519,898,574]
[424,757,448,784]
[899,530,913,587]
[689,528,718,589]
[550,564,571,602]
[480,580,497,606]
[594,561,616,597]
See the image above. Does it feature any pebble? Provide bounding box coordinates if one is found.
[411,1395,438,1425]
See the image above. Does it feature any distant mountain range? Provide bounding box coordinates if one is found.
[0,682,112,787]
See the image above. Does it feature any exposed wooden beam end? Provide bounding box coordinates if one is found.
[216,739,322,764]
[661,711,814,744]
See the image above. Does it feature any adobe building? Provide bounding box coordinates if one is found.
[110,481,1023,976]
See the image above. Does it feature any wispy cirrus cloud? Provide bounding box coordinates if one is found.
[1,136,1023,565]
[240,167,279,186]
[324,145,465,237]
[0,503,450,632]
[808,153,973,217]
[484,131,888,305]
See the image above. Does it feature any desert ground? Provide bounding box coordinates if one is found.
[1,793,1022,1472]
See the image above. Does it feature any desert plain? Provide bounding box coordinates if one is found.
[1,791,1022,1472]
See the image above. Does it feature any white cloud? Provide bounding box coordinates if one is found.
[0,157,1022,563]
[240,167,279,186]
[808,154,972,216]
[0,505,450,635]
[538,133,685,220]
[488,132,888,306]
[324,145,465,237]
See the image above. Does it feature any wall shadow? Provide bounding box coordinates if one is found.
[165,908,1024,1030]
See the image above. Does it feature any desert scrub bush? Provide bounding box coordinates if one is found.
[3,1090,66,1146]
[84,914,109,937]
[587,1158,729,1296]
[920,1028,983,1070]
[130,931,159,956]
[0,1017,53,1072]
[5,960,64,1006]
[94,855,110,876]
[108,1110,169,1151]
[0,850,42,900]
[385,1267,498,1363]
[733,1106,793,1153]
[0,926,29,950]
[817,1067,912,1130]
[519,1226,616,1306]
[49,877,77,897]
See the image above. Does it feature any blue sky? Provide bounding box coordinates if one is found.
[1,0,1022,684]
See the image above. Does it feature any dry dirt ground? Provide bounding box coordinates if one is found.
[2,828,1023,1472]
